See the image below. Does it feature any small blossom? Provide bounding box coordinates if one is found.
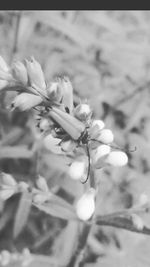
[92,144,111,164]
[74,103,91,121]
[47,81,63,103]
[68,161,86,180]
[12,93,43,111]
[97,129,114,144]
[91,119,105,131]
[106,151,128,166]
[76,188,96,221]
[12,61,28,85]
[25,57,46,95]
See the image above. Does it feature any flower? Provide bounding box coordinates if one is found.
[105,151,128,166]
[97,129,114,144]
[12,93,43,111]
[76,188,96,221]
[74,103,92,121]
[12,61,28,85]
[92,144,111,165]
[25,57,47,96]
[68,161,86,180]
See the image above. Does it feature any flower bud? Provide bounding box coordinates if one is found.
[25,57,46,94]
[76,188,95,221]
[138,193,149,206]
[68,161,86,180]
[92,145,111,164]
[12,61,28,85]
[74,104,91,121]
[97,129,114,144]
[36,176,49,192]
[91,119,105,131]
[106,151,128,166]
[12,93,42,111]
[47,82,63,103]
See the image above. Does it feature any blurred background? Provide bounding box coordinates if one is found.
[0,10,150,267]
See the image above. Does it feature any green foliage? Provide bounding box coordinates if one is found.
[0,10,150,267]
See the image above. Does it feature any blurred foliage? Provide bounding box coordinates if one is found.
[0,10,150,267]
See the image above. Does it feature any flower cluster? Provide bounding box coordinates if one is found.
[0,56,129,221]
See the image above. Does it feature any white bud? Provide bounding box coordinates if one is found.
[91,119,105,130]
[12,93,42,111]
[74,104,91,120]
[93,145,111,164]
[97,129,114,144]
[47,82,63,103]
[61,140,76,152]
[36,176,49,192]
[76,188,95,221]
[25,57,46,93]
[68,161,86,180]
[106,151,128,166]
[12,61,28,85]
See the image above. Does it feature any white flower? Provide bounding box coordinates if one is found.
[106,151,128,166]
[76,188,96,221]
[97,129,114,144]
[68,161,86,180]
[12,93,43,111]
[0,56,9,72]
[74,103,91,120]
[93,145,111,164]
[2,173,17,187]
[12,61,28,85]
[131,214,144,230]
[91,119,105,130]
[44,134,62,154]
[25,57,46,95]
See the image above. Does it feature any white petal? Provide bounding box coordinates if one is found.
[69,161,86,180]
[76,188,95,221]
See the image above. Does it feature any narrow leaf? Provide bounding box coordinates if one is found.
[13,191,32,238]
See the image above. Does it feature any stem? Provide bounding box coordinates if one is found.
[66,222,92,267]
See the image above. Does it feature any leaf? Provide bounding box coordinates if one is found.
[34,194,77,221]
[13,191,32,238]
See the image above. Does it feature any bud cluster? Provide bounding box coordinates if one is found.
[0,56,130,222]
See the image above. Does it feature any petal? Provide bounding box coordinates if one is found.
[12,93,42,111]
